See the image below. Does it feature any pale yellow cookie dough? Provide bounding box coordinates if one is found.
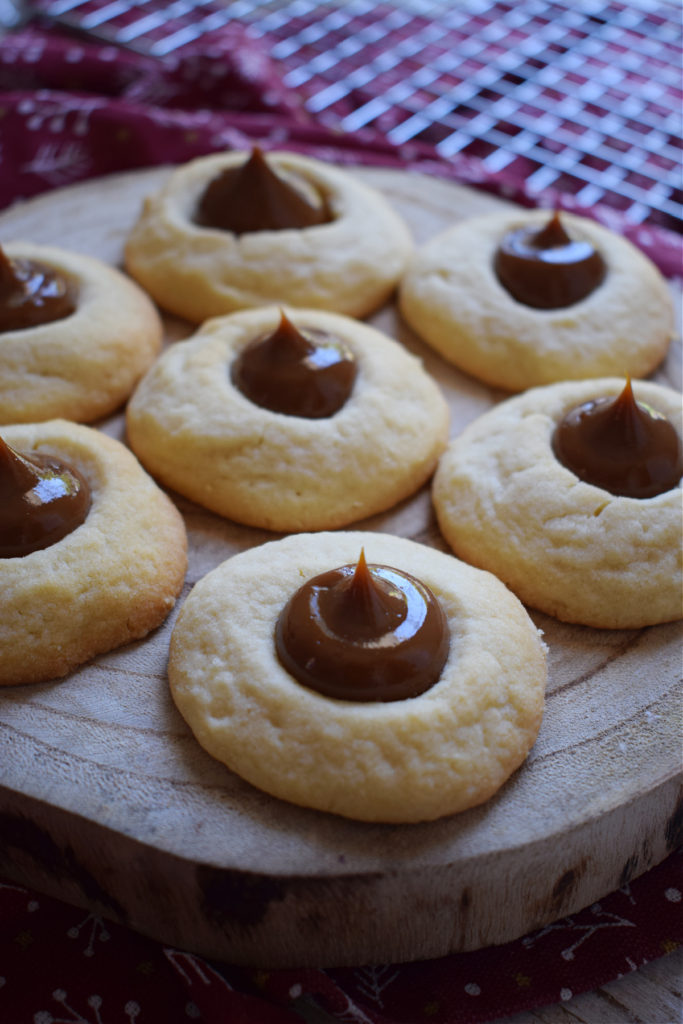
[126,306,449,532]
[433,379,683,628]
[399,210,674,391]
[124,150,413,322]
[0,242,163,425]
[169,531,547,823]
[0,420,187,686]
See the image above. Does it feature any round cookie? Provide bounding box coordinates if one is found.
[1,419,187,686]
[168,531,547,823]
[433,378,682,628]
[126,306,450,532]
[399,210,674,391]
[124,150,413,322]
[0,242,163,425]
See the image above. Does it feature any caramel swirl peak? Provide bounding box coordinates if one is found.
[320,548,407,641]
[195,147,331,234]
[552,378,683,498]
[494,210,606,309]
[0,436,91,557]
[275,550,450,702]
[0,245,76,332]
[231,310,357,418]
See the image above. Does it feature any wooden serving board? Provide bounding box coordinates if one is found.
[0,167,680,969]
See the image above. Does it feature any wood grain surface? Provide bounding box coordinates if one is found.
[0,167,680,969]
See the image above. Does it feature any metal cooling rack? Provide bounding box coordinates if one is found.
[27,0,683,235]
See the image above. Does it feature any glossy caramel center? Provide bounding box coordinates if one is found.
[552,379,682,498]
[195,147,331,234]
[494,211,606,309]
[0,436,91,557]
[0,247,76,332]
[275,550,451,702]
[231,310,357,418]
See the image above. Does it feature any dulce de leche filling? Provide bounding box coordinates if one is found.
[195,147,332,234]
[0,436,91,557]
[231,310,357,418]
[494,211,606,309]
[0,246,76,332]
[275,549,450,702]
[552,378,683,499]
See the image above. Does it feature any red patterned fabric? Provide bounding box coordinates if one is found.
[0,25,681,278]
[1,851,681,1023]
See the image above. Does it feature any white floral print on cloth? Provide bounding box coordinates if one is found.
[0,850,680,1023]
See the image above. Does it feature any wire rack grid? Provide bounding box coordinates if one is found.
[28,0,683,236]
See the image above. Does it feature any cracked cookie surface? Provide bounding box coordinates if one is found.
[399,211,674,391]
[168,531,547,823]
[125,150,413,322]
[0,419,187,685]
[126,306,449,532]
[0,242,162,425]
[433,378,682,627]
